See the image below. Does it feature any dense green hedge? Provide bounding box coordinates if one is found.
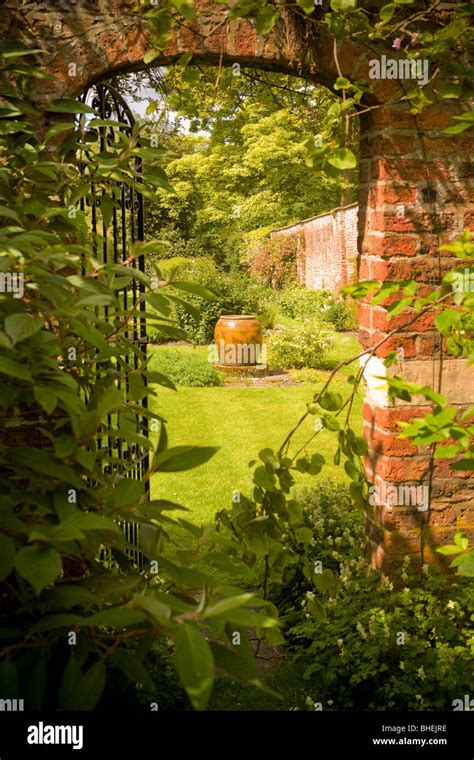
[270,483,474,711]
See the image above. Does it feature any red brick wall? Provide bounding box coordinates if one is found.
[270,203,358,295]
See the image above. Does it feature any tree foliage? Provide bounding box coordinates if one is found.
[127,66,349,265]
[0,46,285,711]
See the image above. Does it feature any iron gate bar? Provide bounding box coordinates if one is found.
[78,81,151,568]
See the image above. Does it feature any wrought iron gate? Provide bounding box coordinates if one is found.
[78,82,150,566]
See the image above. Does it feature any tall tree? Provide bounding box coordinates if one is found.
[118,65,357,265]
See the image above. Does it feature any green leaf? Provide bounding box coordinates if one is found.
[44,99,95,114]
[31,614,86,633]
[296,0,316,12]
[210,642,258,684]
[452,110,474,123]
[258,448,279,468]
[330,0,357,10]
[434,444,461,458]
[379,3,395,22]
[61,660,106,710]
[203,593,255,620]
[87,608,149,629]
[143,49,160,65]
[41,586,98,611]
[34,386,58,415]
[58,655,82,707]
[4,314,43,345]
[313,568,339,593]
[175,624,214,711]
[253,465,276,491]
[454,532,469,551]
[452,553,474,577]
[352,436,368,455]
[0,206,20,223]
[255,7,280,34]
[10,448,80,486]
[0,357,32,380]
[327,147,357,170]
[0,534,16,581]
[307,596,326,620]
[134,593,171,624]
[110,478,144,508]
[15,545,62,594]
[334,76,352,90]
[145,168,175,193]
[322,414,340,431]
[173,0,197,19]
[436,544,461,556]
[451,459,474,471]
[100,196,115,231]
[319,391,343,411]
[443,122,472,135]
[44,122,76,142]
[110,649,155,691]
[307,453,325,475]
[1,43,46,60]
[296,527,313,546]
[151,445,218,473]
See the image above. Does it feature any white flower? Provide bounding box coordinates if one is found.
[356,622,368,639]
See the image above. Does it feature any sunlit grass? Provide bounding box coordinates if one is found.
[148,332,363,526]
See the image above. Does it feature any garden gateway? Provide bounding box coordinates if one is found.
[1,0,473,574]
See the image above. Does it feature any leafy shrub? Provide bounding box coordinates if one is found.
[256,303,279,330]
[149,348,223,387]
[99,639,188,712]
[268,321,332,370]
[248,235,300,289]
[270,484,474,711]
[276,287,356,332]
[155,256,193,277]
[324,299,357,332]
[0,51,281,713]
[290,567,473,710]
[276,287,333,320]
[174,258,274,344]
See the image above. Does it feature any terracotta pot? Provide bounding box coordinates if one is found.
[213,315,264,368]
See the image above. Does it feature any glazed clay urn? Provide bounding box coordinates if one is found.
[213,315,265,370]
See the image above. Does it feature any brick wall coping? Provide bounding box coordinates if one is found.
[269,202,358,236]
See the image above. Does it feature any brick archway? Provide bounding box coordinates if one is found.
[3,0,473,572]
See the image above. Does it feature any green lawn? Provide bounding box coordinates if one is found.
[148,333,363,526]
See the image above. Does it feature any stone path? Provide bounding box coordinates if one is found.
[223,372,298,387]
